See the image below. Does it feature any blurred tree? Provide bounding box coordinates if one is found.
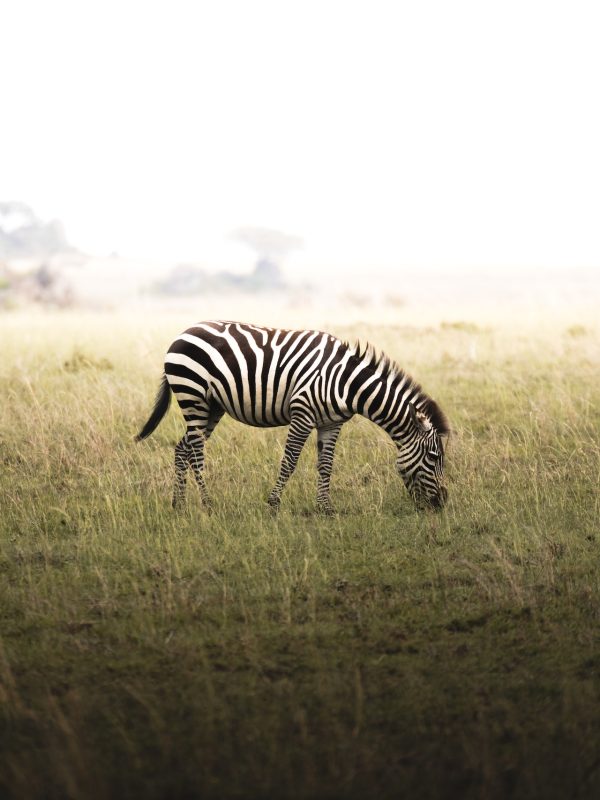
[0,201,70,260]
[230,226,302,290]
[230,226,303,262]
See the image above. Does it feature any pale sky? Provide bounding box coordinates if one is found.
[2,0,599,276]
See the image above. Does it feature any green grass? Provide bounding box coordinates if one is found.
[1,311,600,799]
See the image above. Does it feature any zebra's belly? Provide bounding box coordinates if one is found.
[223,408,291,428]
[209,383,293,427]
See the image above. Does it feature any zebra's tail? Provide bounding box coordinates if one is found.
[136,374,172,441]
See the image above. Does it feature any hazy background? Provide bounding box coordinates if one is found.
[2,0,599,323]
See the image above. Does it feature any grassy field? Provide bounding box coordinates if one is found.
[1,310,599,799]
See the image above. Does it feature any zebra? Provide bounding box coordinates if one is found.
[137,320,449,512]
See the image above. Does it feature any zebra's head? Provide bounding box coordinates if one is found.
[396,402,448,510]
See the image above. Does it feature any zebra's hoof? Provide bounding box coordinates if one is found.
[267,498,281,515]
[316,502,336,517]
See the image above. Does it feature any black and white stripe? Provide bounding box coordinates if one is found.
[137,320,449,511]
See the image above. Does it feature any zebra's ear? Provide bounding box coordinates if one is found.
[409,403,433,433]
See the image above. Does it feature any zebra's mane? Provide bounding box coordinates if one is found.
[349,340,450,436]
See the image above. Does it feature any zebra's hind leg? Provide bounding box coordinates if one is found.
[173,435,190,508]
[187,407,224,510]
[268,414,314,513]
[316,422,343,515]
[172,397,223,510]
[186,428,211,508]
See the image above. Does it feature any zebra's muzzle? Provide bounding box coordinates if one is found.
[428,486,448,510]
[413,485,448,511]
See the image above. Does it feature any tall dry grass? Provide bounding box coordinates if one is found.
[1,310,599,799]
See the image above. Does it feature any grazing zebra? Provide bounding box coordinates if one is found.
[137,320,449,512]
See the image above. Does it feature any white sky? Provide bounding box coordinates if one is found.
[2,0,599,276]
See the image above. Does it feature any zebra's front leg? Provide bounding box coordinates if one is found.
[268,415,314,513]
[316,422,343,515]
[172,436,190,508]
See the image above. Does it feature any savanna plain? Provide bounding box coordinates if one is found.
[1,309,599,800]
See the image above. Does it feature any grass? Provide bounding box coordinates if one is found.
[1,310,600,799]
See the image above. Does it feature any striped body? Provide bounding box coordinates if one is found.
[167,322,383,428]
[138,320,449,512]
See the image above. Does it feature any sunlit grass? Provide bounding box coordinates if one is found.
[1,311,599,799]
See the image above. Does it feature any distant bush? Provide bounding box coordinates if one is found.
[566,325,588,338]
[63,350,114,372]
[440,321,481,333]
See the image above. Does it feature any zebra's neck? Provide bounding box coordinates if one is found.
[344,348,424,439]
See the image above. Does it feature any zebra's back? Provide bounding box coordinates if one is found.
[164,320,350,427]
